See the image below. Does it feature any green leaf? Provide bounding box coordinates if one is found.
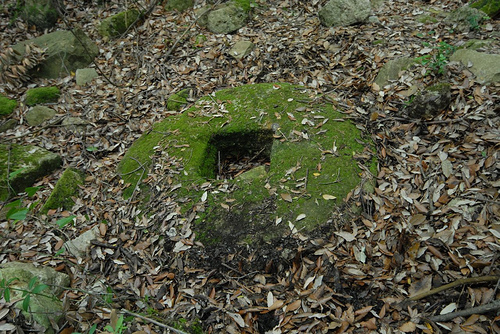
[7,208,28,221]
[25,186,41,197]
[86,146,98,152]
[88,324,97,334]
[31,283,49,294]
[3,287,11,302]
[28,277,38,290]
[5,199,21,209]
[56,215,76,228]
[8,167,27,180]
[22,294,30,312]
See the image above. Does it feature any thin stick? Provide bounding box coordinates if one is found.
[408,276,500,301]
[427,299,500,322]
[120,309,189,334]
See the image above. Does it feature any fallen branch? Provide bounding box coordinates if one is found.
[427,299,500,322]
[408,276,500,301]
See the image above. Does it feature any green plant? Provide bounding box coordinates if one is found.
[104,314,128,334]
[416,41,455,76]
[0,276,50,312]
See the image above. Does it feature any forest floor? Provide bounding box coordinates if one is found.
[1,0,499,333]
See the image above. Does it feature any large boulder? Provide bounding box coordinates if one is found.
[0,262,70,333]
[118,83,376,246]
[0,143,62,201]
[444,6,489,31]
[11,29,98,79]
[450,49,500,84]
[319,0,371,27]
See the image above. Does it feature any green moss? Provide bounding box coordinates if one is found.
[167,89,191,111]
[41,168,84,213]
[232,0,253,12]
[25,86,60,106]
[0,143,62,201]
[118,83,376,245]
[0,95,17,116]
[469,0,499,18]
[164,0,193,12]
[98,9,141,38]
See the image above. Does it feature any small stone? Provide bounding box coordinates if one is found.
[229,40,254,60]
[75,68,98,86]
[26,106,56,126]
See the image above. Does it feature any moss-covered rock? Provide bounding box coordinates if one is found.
[165,0,194,12]
[0,143,62,201]
[469,0,500,18]
[41,168,84,213]
[407,82,452,119]
[118,83,376,245]
[167,89,191,111]
[12,29,98,79]
[25,86,60,106]
[98,9,141,38]
[0,95,17,116]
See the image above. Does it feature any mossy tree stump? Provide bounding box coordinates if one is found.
[118,83,376,245]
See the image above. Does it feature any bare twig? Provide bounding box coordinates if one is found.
[427,299,500,322]
[120,309,190,334]
[408,276,500,301]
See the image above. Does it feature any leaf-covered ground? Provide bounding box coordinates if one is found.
[1,0,499,333]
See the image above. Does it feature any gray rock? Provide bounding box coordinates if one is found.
[207,4,248,34]
[0,119,17,132]
[450,49,500,84]
[319,0,371,27]
[75,68,98,86]
[12,29,98,79]
[229,40,254,59]
[407,83,452,119]
[0,262,70,333]
[26,106,56,126]
[374,57,416,88]
[0,143,62,201]
[444,6,488,32]
[62,116,89,134]
[64,226,99,257]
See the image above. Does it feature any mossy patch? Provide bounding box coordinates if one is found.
[0,95,17,116]
[118,83,376,245]
[98,9,141,38]
[167,89,191,111]
[0,143,62,201]
[25,86,60,106]
[41,168,84,213]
